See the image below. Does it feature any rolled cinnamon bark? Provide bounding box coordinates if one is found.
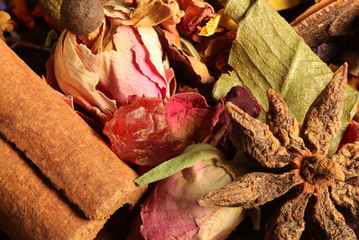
[0,136,107,240]
[0,40,146,219]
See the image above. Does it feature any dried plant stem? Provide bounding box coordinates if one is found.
[0,136,107,240]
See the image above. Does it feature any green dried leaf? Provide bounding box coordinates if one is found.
[135,143,225,186]
[213,70,243,101]
[214,0,359,155]
[45,29,59,48]
[180,36,202,60]
[37,0,64,29]
[223,0,252,24]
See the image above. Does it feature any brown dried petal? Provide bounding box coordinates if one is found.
[312,187,356,239]
[332,142,359,179]
[330,181,359,220]
[226,102,294,169]
[198,171,304,209]
[291,0,359,47]
[265,184,314,240]
[266,89,310,156]
[301,63,348,156]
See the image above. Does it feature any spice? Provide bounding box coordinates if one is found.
[0,137,107,240]
[0,39,146,220]
[291,0,359,47]
[199,63,359,239]
[60,0,104,35]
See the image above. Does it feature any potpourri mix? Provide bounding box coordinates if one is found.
[2,0,359,239]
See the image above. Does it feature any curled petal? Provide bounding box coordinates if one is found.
[301,63,348,156]
[330,181,359,220]
[54,31,117,123]
[176,0,215,37]
[266,89,310,156]
[265,184,314,240]
[226,102,295,169]
[0,11,16,41]
[54,24,173,123]
[312,186,356,239]
[198,171,304,208]
[123,0,184,27]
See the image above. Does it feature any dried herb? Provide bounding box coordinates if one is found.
[213,0,359,156]
[134,143,226,186]
[199,64,359,239]
[291,0,359,47]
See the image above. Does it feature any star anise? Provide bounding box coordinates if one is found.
[198,63,359,239]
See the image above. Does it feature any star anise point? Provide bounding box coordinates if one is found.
[199,63,359,239]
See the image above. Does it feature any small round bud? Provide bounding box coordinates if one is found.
[60,0,104,36]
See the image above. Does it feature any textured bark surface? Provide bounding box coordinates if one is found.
[0,137,107,240]
[291,0,359,47]
[0,40,146,219]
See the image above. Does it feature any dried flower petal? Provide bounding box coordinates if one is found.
[0,11,16,41]
[134,148,245,240]
[54,13,174,123]
[176,0,215,39]
[123,0,184,27]
[267,0,300,11]
[165,92,228,145]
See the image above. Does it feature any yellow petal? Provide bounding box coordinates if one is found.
[197,14,223,36]
[198,9,237,37]
[267,0,301,11]
[0,11,16,41]
[0,11,11,24]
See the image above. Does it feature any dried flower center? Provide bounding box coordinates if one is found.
[300,155,345,185]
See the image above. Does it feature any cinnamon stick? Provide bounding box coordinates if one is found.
[0,39,146,219]
[0,136,107,240]
[291,0,359,47]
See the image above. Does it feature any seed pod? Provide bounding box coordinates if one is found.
[60,0,104,36]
